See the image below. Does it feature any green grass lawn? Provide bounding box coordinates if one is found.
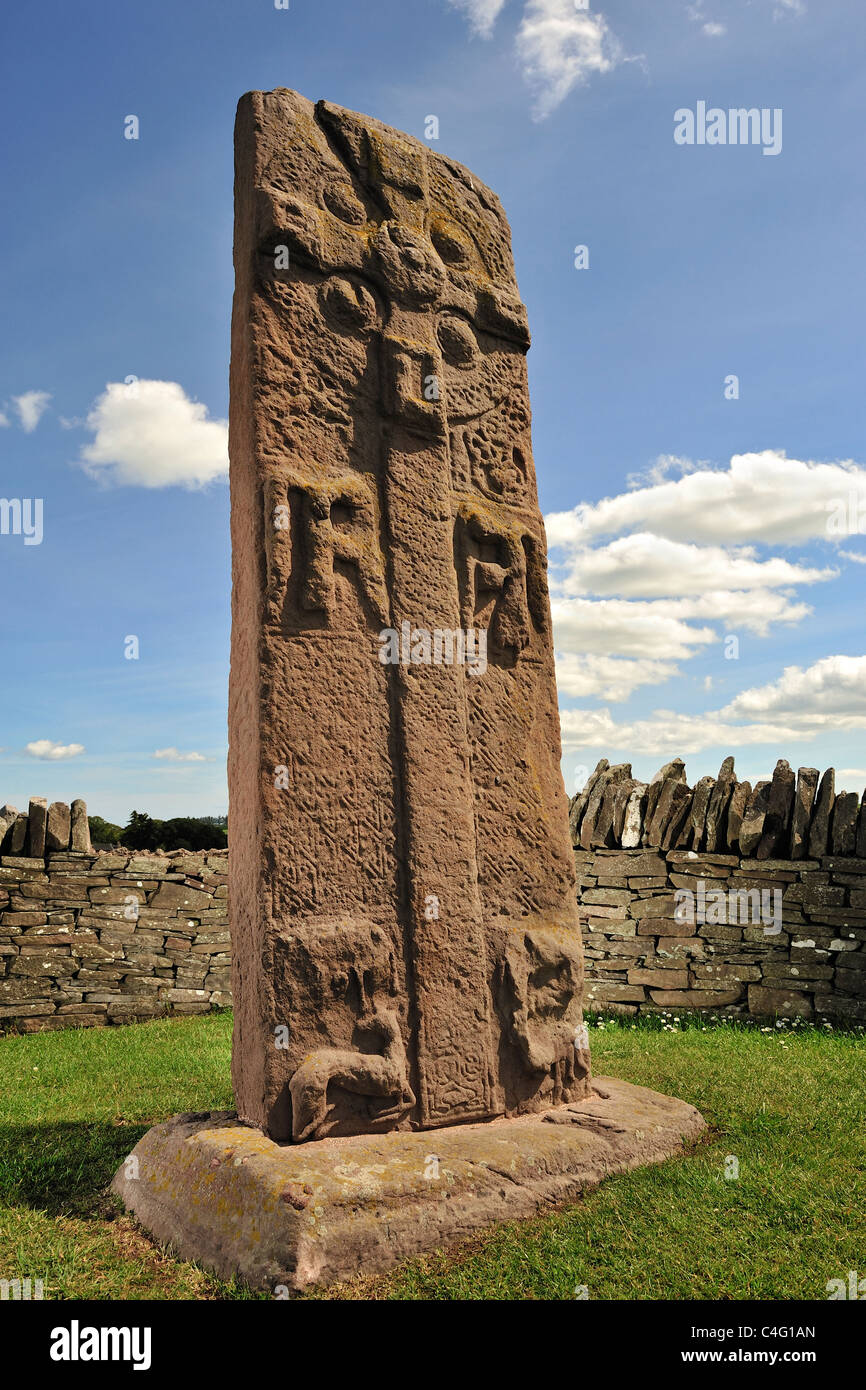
[0,1011,862,1300]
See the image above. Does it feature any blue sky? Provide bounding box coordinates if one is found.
[1,0,864,822]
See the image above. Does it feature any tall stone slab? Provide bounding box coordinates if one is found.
[229,89,591,1142]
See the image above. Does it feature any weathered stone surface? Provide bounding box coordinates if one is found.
[683,776,715,851]
[831,791,860,856]
[9,815,28,855]
[739,781,770,857]
[644,761,687,847]
[595,851,666,880]
[583,764,631,849]
[228,89,589,1142]
[592,767,635,848]
[725,779,751,853]
[112,1080,705,1292]
[0,805,18,852]
[45,802,71,852]
[661,783,692,850]
[757,760,795,860]
[149,881,212,914]
[790,768,818,860]
[568,759,607,845]
[747,984,813,1017]
[808,768,835,859]
[612,777,641,844]
[704,757,736,853]
[70,799,92,854]
[27,798,48,858]
[628,967,689,989]
[621,786,646,848]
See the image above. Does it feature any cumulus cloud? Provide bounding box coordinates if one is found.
[559,533,834,599]
[702,21,726,36]
[546,450,866,549]
[26,739,85,760]
[559,655,866,755]
[13,390,52,433]
[551,596,716,660]
[449,0,508,37]
[153,747,207,762]
[516,1,627,119]
[556,653,680,701]
[78,380,228,489]
[545,449,858,709]
[774,0,805,16]
[0,412,9,427]
[722,655,866,728]
[559,706,805,756]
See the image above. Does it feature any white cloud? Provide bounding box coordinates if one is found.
[545,449,858,718]
[449,0,508,38]
[551,596,717,660]
[78,380,228,489]
[516,1,627,120]
[687,2,726,36]
[0,411,9,427]
[839,549,866,565]
[722,655,866,728]
[774,0,805,17]
[560,533,834,599]
[26,739,85,760]
[13,390,52,433]
[556,652,680,701]
[559,706,805,756]
[559,655,866,755]
[546,450,866,549]
[153,747,207,762]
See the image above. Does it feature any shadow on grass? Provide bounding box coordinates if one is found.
[0,1122,148,1217]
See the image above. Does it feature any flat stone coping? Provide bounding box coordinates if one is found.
[112,1076,706,1292]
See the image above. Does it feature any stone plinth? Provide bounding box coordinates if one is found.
[112,1077,705,1292]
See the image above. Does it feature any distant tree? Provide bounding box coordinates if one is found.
[159,818,227,852]
[88,815,123,846]
[118,811,227,852]
[123,811,162,851]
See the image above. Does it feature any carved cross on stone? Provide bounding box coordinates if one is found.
[229,89,590,1141]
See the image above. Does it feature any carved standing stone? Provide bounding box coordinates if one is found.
[229,89,590,1142]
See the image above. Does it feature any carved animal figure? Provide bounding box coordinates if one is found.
[289,1009,415,1142]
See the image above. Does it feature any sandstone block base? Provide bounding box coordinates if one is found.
[111,1077,705,1292]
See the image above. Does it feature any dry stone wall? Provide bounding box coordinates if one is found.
[0,839,229,1033]
[571,758,866,1022]
[4,757,865,1031]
